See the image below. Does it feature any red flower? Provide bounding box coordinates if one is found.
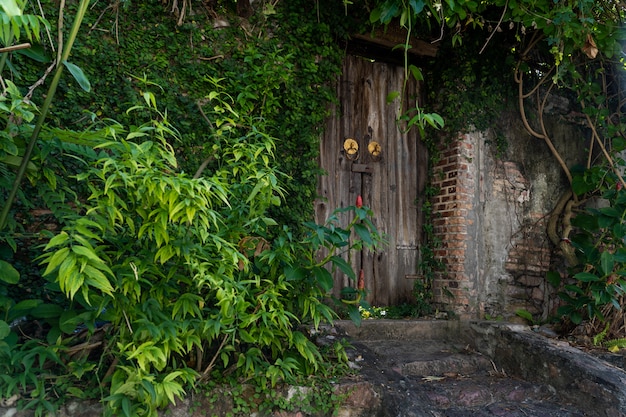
[356,195,363,208]
[617,182,623,191]
[358,269,365,290]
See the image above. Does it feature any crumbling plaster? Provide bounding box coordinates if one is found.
[438,110,589,319]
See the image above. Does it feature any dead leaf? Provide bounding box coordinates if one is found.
[582,34,598,59]
[422,375,446,382]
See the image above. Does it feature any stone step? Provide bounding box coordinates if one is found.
[335,319,626,417]
[402,352,493,377]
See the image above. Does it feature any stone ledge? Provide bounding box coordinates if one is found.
[475,322,626,417]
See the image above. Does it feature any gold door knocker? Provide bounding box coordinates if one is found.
[368,141,381,160]
[343,138,359,160]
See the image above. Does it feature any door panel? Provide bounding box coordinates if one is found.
[316,54,428,306]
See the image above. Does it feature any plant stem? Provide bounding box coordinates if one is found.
[0,0,90,231]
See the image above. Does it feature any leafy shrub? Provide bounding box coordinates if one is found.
[551,167,626,329]
[31,84,383,415]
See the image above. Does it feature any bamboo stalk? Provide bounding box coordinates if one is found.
[0,0,91,230]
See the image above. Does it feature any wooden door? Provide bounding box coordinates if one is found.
[316,54,428,306]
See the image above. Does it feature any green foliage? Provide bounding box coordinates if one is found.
[14,0,351,238]
[0,0,49,47]
[515,309,539,326]
[413,183,443,311]
[422,35,515,154]
[593,323,610,346]
[0,1,373,413]
[31,85,377,414]
[365,0,624,64]
[302,202,385,326]
[551,169,626,325]
[361,303,429,319]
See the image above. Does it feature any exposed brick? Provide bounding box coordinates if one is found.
[517,275,543,287]
[506,285,530,299]
[531,287,545,301]
[445,240,467,249]
[448,249,466,258]
[447,264,465,272]
[444,225,467,234]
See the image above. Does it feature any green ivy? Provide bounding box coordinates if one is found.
[422,33,516,154]
[13,0,353,238]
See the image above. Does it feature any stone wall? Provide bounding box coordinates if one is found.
[430,114,587,320]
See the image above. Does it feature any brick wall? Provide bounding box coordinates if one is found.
[430,132,558,319]
[430,134,477,317]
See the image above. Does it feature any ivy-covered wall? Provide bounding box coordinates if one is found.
[18,0,359,233]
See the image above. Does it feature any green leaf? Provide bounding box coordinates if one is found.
[330,255,356,280]
[573,272,601,282]
[62,61,91,92]
[409,0,426,13]
[571,175,595,196]
[563,284,585,295]
[312,267,333,292]
[71,245,101,263]
[83,264,114,295]
[347,305,362,326]
[379,2,400,23]
[0,0,22,17]
[0,154,37,171]
[369,7,381,23]
[12,298,41,312]
[386,91,400,103]
[43,247,70,276]
[570,311,583,324]
[353,223,373,246]
[46,231,70,248]
[570,212,597,231]
[0,260,19,284]
[614,248,626,263]
[31,303,63,319]
[515,309,534,323]
[599,206,621,218]
[0,320,10,339]
[284,266,306,281]
[546,270,561,288]
[409,64,423,81]
[600,251,614,276]
[59,310,79,334]
[17,43,49,62]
